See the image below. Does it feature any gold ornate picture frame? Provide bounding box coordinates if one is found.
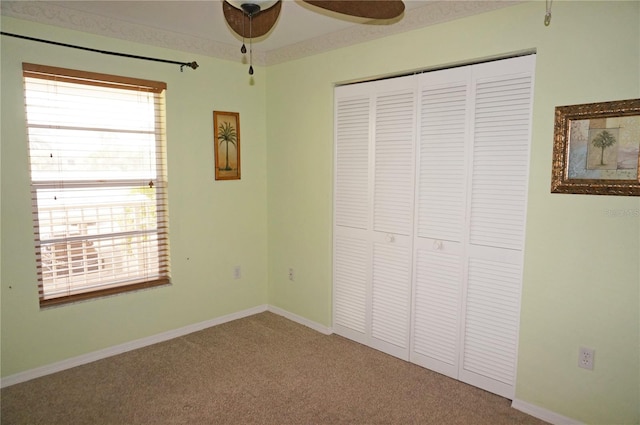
[551,99,640,196]
[213,111,241,180]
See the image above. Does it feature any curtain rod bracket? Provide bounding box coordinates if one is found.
[180,62,199,72]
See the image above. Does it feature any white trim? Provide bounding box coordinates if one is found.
[512,399,583,425]
[267,305,333,335]
[0,305,334,388]
[0,304,268,388]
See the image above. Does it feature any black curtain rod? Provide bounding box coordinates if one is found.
[1,31,199,71]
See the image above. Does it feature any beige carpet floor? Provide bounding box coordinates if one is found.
[1,311,549,424]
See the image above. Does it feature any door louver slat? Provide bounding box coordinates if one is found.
[335,97,370,230]
[334,236,368,333]
[372,242,411,349]
[417,82,468,241]
[463,258,521,384]
[413,249,461,365]
[373,91,415,236]
[470,76,532,250]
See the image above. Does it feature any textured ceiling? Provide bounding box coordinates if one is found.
[1,1,522,65]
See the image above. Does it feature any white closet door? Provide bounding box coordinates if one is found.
[459,55,535,399]
[333,89,372,344]
[333,77,416,359]
[411,66,471,377]
[369,78,416,359]
[334,54,535,400]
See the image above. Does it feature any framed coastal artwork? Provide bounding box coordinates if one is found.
[551,99,640,196]
[213,111,241,180]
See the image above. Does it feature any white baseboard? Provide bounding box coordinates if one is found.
[0,304,269,388]
[267,305,333,335]
[512,399,583,425]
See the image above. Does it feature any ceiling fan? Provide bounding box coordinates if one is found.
[223,0,406,74]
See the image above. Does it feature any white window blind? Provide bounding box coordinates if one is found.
[23,63,170,307]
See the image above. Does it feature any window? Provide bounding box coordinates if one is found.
[23,63,170,307]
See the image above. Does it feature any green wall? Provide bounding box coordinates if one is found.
[1,1,639,424]
[265,1,639,424]
[1,17,268,375]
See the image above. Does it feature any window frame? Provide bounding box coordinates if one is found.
[23,63,171,307]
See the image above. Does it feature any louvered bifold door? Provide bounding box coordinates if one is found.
[459,55,536,399]
[333,76,416,358]
[369,77,417,360]
[411,66,471,378]
[333,85,372,345]
[334,55,535,399]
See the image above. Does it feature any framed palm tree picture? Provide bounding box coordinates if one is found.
[551,99,640,195]
[213,111,241,180]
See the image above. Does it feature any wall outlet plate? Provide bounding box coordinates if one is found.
[579,346,595,370]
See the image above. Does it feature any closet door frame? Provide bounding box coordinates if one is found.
[333,54,536,400]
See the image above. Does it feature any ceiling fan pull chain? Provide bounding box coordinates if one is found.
[240,13,247,54]
[248,13,254,75]
[544,0,552,26]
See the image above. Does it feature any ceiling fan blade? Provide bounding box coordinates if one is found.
[223,1,282,38]
[303,0,405,20]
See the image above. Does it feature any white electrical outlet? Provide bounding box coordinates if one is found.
[233,265,241,280]
[579,346,595,370]
[288,268,294,281]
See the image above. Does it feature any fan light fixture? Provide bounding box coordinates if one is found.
[225,0,279,75]
[226,0,278,14]
[222,1,406,76]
